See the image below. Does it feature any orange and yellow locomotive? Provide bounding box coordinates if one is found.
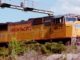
[0,14,80,44]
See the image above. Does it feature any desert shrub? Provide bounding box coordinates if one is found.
[26,42,41,51]
[30,42,66,55]
[8,38,26,56]
[8,38,66,56]
[43,42,66,54]
[0,47,8,56]
[71,45,77,49]
[40,44,50,55]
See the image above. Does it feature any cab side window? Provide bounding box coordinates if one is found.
[55,18,60,24]
[54,18,63,24]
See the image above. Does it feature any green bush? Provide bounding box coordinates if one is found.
[27,42,66,54]
[8,39,66,55]
[43,42,66,54]
[8,38,26,56]
[0,47,8,56]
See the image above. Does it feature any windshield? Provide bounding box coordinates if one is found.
[66,17,76,22]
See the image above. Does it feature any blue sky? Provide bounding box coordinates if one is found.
[0,0,80,23]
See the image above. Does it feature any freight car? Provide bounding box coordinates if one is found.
[0,14,80,45]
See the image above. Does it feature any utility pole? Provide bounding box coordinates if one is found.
[0,0,1,5]
[0,2,53,16]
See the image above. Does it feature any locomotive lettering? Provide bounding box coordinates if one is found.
[11,26,31,32]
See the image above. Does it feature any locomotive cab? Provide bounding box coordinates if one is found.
[64,15,78,45]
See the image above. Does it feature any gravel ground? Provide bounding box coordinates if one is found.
[15,51,80,60]
[0,52,80,60]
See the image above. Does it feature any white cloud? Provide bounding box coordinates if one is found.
[50,0,80,15]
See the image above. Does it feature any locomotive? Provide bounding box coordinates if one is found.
[0,14,80,45]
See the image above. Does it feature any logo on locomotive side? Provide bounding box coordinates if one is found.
[11,26,31,32]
